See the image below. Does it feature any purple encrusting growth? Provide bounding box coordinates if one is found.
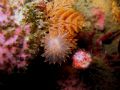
[0,25,31,72]
[0,12,8,23]
[0,0,48,72]
[0,2,33,72]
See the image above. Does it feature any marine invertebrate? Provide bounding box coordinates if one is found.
[0,0,7,6]
[46,0,84,33]
[73,0,120,41]
[43,27,76,64]
[0,0,25,26]
[91,8,105,30]
[73,0,113,24]
[21,0,48,49]
[0,25,32,72]
[73,0,106,32]
[73,0,93,18]
[22,0,48,33]
[72,49,92,69]
[46,0,75,13]
[0,0,48,72]
[0,11,8,23]
[9,0,25,9]
[111,0,120,23]
[43,0,84,64]
[48,8,84,32]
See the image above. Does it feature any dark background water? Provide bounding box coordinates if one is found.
[0,55,60,90]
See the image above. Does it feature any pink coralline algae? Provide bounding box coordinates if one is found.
[72,50,92,69]
[0,12,8,23]
[0,0,48,72]
[91,8,105,30]
[0,25,31,72]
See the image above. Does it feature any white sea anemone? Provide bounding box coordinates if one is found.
[43,30,76,64]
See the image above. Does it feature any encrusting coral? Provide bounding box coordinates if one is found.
[0,24,32,72]
[0,0,48,72]
[21,0,49,51]
[22,0,48,33]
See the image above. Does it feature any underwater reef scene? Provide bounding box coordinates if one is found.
[0,0,120,89]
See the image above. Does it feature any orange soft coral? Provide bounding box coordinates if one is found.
[0,0,7,6]
[49,8,84,32]
[112,1,120,23]
[46,0,84,37]
[43,0,84,64]
[46,0,75,13]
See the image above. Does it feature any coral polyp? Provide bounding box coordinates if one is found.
[112,0,120,23]
[46,0,84,33]
[0,0,48,72]
[22,0,48,33]
[0,0,120,89]
[0,25,31,72]
[43,0,84,64]
[43,29,76,64]
[46,0,75,13]
[48,8,84,33]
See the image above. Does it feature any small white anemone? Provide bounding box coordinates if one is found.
[43,31,75,64]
